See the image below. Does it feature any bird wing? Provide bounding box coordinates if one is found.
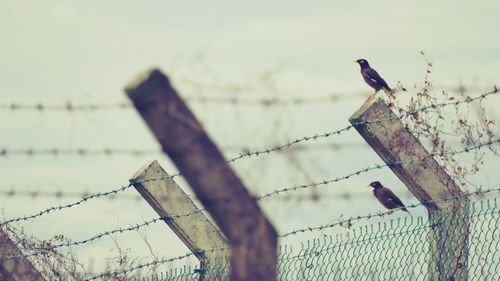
[380,188,406,208]
[364,68,388,86]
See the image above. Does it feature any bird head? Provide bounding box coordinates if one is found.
[368,181,383,189]
[355,59,370,69]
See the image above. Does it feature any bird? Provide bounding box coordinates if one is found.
[368,181,410,214]
[355,59,391,94]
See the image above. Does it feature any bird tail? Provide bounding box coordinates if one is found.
[383,85,395,99]
[403,208,412,216]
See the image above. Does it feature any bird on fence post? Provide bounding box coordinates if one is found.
[355,59,392,98]
[368,181,411,214]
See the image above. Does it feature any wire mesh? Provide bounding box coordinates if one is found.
[137,197,498,281]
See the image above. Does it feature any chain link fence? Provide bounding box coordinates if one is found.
[142,197,498,281]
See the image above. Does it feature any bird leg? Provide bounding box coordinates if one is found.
[366,91,379,102]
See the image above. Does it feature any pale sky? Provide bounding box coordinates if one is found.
[0,1,499,278]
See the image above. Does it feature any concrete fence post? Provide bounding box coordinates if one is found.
[349,94,469,281]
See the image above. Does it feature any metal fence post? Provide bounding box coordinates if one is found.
[125,69,277,281]
[0,229,46,281]
[130,160,229,280]
[349,95,469,281]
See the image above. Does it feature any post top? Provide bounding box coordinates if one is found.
[129,160,160,182]
[349,93,386,123]
[125,68,172,100]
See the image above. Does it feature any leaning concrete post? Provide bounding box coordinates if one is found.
[0,229,46,281]
[130,160,229,280]
[349,94,469,281]
[125,69,277,281]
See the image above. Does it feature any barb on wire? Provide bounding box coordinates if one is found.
[2,138,497,262]
[82,185,500,280]
[0,90,496,228]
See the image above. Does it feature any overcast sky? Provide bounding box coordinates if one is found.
[0,1,499,277]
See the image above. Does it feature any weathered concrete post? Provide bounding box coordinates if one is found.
[130,160,229,280]
[0,229,46,281]
[349,94,469,281]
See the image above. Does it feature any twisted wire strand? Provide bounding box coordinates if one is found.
[2,138,497,262]
[0,90,496,227]
[81,185,500,280]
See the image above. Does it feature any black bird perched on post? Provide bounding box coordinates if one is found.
[355,59,391,94]
[368,181,410,214]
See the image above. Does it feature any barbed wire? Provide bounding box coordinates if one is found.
[279,185,500,238]
[0,143,369,158]
[0,148,159,157]
[278,202,500,264]
[1,139,479,159]
[1,138,488,159]
[80,185,500,280]
[0,189,143,201]
[0,84,492,112]
[0,90,496,228]
[0,183,135,227]
[0,188,412,201]
[227,88,498,163]
[256,138,500,200]
[182,93,367,105]
[0,102,130,112]
[0,93,368,113]
[0,208,207,262]
[2,138,497,262]
[1,89,495,162]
